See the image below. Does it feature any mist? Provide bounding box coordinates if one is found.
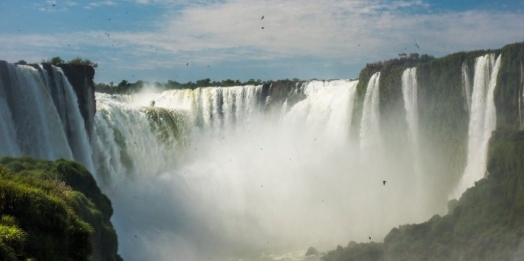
[92,80,450,261]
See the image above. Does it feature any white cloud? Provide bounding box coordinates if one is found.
[65,1,78,7]
[3,0,524,74]
[88,1,116,7]
[103,0,522,64]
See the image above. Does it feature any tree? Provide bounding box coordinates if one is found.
[118,80,129,87]
[409,53,420,59]
[67,57,98,68]
[51,56,64,64]
[196,78,211,86]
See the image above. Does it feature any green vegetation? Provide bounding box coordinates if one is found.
[94,78,308,95]
[323,128,524,261]
[95,78,261,94]
[41,56,98,68]
[0,157,121,261]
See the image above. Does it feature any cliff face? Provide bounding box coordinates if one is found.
[55,64,96,139]
[322,42,524,261]
[0,61,96,139]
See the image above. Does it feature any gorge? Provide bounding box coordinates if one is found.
[1,42,524,261]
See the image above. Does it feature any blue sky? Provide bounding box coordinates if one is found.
[0,0,523,83]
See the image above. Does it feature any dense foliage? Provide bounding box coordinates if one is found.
[95,78,263,94]
[0,157,122,261]
[94,77,308,94]
[41,56,99,68]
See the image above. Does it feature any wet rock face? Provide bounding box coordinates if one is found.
[1,60,96,139]
[56,64,96,139]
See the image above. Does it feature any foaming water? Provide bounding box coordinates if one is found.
[92,79,439,261]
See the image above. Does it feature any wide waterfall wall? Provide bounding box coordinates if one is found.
[152,85,264,132]
[94,80,382,261]
[92,93,191,184]
[0,61,94,172]
[452,54,502,198]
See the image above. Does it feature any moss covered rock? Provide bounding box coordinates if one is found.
[0,156,122,261]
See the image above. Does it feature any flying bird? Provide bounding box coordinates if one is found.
[261,15,264,20]
[369,237,371,240]
[414,40,420,50]
[383,180,386,185]
[261,27,265,29]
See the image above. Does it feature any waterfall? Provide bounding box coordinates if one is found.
[402,67,418,150]
[152,85,264,132]
[451,54,502,199]
[462,61,472,111]
[0,69,20,156]
[0,62,93,172]
[0,63,71,161]
[93,81,418,261]
[518,62,524,130]
[283,80,358,143]
[91,93,191,184]
[360,72,381,150]
[401,67,421,182]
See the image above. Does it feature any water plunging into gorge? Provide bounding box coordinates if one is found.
[0,53,505,260]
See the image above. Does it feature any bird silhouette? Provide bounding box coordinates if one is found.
[261,15,264,20]
[383,180,386,185]
[369,236,371,240]
[261,27,265,29]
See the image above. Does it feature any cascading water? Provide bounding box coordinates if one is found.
[152,85,264,132]
[451,54,502,199]
[0,62,92,171]
[91,93,191,184]
[360,72,381,151]
[2,59,489,261]
[401,67,423,203]
[0,72,20,156]
[402,67,418,152]
[92,78,441,261]
[462,61,472,111]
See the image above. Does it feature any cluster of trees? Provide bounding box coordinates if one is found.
[365,53,435,69]
[95,78,303,95]
[41,56,99,68]
[15,56,98,68]
[0,157,121,261]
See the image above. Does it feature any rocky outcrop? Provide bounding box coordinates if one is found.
[55,64,96,139]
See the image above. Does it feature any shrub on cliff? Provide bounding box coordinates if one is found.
[0,156,122,261]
